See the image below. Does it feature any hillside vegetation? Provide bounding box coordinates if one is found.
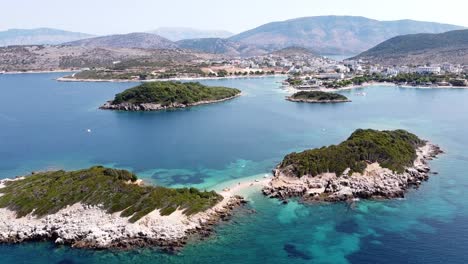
[280,129,424,177]
[112,82,241,106]
[354,29,468,65]
[0,166,222,222]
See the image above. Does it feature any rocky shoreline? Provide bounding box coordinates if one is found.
[0,184,247,252]
[286,97,351,103]
[263,142,443,202]
[99,94,241,111]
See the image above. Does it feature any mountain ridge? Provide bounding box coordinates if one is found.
[0,28,94,46]
[229,15,465,54]
[352,29,468,65]
[64,32,177,49]
[150,27,234,41]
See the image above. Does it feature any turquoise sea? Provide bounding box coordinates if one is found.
[0,73,468,263]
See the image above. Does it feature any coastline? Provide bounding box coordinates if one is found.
[0,176,250,252]
[263,142,443,202]
[283,81,468,94]
[1,69,77,75]
[99,93,242,112]
[57,74,287,83]
[0,139,445,251]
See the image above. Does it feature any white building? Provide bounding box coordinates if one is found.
[442,63,461,74]
[317,73,345,80]
[385,68,399,77]
[416,66,441,75]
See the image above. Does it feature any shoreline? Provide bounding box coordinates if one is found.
[263,142,443,202]
[0,176,250,252]
[0,169,274,252]
[99,93,242,112]
[1,69,77,75]
[283,81,468,94]
[57,74,287,83]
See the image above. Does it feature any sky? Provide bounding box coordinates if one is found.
[0,0,467,35]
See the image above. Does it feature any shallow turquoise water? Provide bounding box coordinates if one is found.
[0,73,468,263]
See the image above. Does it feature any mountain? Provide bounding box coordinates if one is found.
[0,45,212,72]
[0,28,94,47]
[229,16,465,55]
[150,27,233,41]
[176,38,267,57]
[64,33,177,49]
[269,46,318,57]
[353,29,468,65]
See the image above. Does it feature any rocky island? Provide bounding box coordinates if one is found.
[286,91,351,103]
[100,81,241,111]
[0,166,246,251]
[263,129,443,202]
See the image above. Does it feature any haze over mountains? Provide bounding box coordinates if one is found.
[65,33,177,50]
[229,16,464,55]
[150,27,234,41]
[354,29,468,65]
[0,28,94,46]
[1,16,466,59]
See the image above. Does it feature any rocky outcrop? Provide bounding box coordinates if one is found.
[263,143,443,202]
[0,191,247,252]
[99,94,241,111]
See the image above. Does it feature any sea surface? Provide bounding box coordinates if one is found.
[0,73,468,264]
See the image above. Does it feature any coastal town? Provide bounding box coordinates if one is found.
[51,48,468,90]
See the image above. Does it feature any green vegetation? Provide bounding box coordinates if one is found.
[289,91,348,101]
[0,166,222,222]
[112,81,241,106]
[280,129,425,177]
[326,73,468,88]
[286,77,304,86]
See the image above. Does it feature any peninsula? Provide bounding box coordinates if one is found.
[286,91,350,103]
[0,166,246,251]
[263,129,443,202]
[100,81,241,111]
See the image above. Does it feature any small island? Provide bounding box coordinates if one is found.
[286,91,350,103]
[100,81,242,111]
[263,129,443,201]
[0,166,246,251]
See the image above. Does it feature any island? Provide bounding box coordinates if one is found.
[100,81,242,111]
[0,166,246,251]
[286,91,351,103]
[263,129,443,202]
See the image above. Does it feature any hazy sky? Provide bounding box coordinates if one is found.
[1,0,467,35]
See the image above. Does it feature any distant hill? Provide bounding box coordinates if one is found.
[0,45,212,72]
[150,27,233,41]
[353,29,468,65]
[269,46,318,57]
[229,16,464,54]
[176,38,267,57]
[0,28,94,47]
[64,33,177,49]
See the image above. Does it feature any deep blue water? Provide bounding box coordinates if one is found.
[1,73,468,263]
